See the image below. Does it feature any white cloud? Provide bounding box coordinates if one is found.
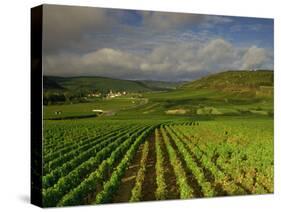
[200,39,236,64]
[81,48,142,70]
[44,38,272,81]
[241,46,268,69]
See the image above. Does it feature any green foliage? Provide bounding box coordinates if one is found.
[154,128,167,200]
[174,119,273,195]
[130,141,149,202]
[41,69,273,207]
[160,127,193,199]
[43,126,139,189]
[183,70,273,91]
[43,76,180,96]
[43,126,148,207]
[165,126,216,197]
[42,117,273,207]
[95,127,154,204]
[43,126,130,174]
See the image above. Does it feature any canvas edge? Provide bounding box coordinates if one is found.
[31,4,43,208]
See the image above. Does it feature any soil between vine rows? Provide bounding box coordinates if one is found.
[157,130,180,200]
[141,133,157,201]
[112,143,145,203]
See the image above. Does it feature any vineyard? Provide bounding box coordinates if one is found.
[42,118,273,207]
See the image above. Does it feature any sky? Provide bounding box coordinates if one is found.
[43,4,274,81]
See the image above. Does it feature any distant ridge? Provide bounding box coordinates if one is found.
[43,76,181,93]
[182,70,273,92]
[43,76,64,90]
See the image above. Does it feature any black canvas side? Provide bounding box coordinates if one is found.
[31,5,43,207]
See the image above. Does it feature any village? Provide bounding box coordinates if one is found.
[87,90,127,99]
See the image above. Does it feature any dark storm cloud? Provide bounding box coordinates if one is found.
[43,5,117,54]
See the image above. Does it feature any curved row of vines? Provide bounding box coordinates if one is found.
[43,119,273,207]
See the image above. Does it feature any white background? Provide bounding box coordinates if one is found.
[0,0,280,211]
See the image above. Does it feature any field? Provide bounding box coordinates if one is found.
[42,117,273,207]
[42,71,274,207]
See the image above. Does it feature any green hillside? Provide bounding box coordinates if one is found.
[43,76,180,93]
[43,76,64,90]
[133,70,274,118]
[44,70,274,119]
[183,70,273,95]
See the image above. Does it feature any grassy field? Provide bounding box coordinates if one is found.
[42,71,274,207]
[44,97,147,119]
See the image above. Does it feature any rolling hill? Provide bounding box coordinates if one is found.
[182,70,273,95]
[137,70,274,117]
[43,76,181,93]
[43,76,64,90]
[43,70,274,118]
[181,70,274,98]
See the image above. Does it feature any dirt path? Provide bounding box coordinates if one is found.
[112,143,144,203]
[141,133,157,201]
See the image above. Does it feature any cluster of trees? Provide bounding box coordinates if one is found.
[43,90,106,105]
[43,87,132,105]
